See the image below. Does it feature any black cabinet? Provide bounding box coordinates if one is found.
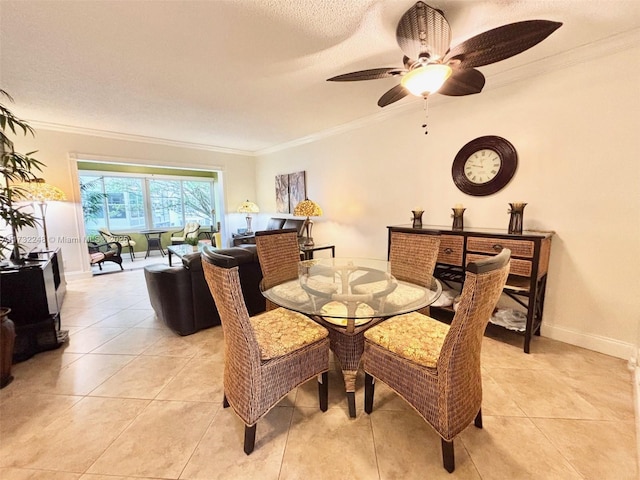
[0,248,67,361]
[232,234,256,246]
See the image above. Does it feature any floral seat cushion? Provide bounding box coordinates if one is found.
[364,312,450,368]
[250,308,328,360]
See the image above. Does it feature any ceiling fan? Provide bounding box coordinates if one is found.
[327,2,562,109]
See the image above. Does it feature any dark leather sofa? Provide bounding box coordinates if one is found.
[144,245,265,335]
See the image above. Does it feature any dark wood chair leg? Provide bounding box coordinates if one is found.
[223,394,229,408]
[441,438,455,473]
[364,373,375,414]
[474,408,482,428]
[243,424,256,455]
[318,372,328,412]
[347,392,356,418]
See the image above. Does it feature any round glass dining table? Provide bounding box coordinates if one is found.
[261,257,442,417]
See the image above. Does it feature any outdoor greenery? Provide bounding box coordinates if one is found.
[79,176,108,236]
[79,173,214,233]
[0,89,44,260]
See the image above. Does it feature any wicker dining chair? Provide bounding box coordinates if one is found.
[255,228,302,311]
[388,229,441,315]
[201,247,329,455]
[351,229,440,315]
[362,248,511,473]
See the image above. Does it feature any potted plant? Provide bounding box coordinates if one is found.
[1,89,44,261]
[1,89,43,387]
[185,236,200,251]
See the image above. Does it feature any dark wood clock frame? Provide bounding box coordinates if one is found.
[452,135,518,196]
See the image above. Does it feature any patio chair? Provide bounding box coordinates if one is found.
[88,241,124,271]
[170,222,200,245]
[98,227,136,261]
[201,247,329,454]
[362,248,511,473]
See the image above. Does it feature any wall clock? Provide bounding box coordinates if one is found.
[452,135,518,196]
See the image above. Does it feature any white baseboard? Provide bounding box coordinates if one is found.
[542,323,635,360]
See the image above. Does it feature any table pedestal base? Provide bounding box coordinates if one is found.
[315,315,385,418]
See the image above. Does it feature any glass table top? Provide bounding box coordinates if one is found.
[262,257,442,327]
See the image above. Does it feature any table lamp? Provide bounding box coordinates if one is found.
[19,178,66,250]
[293,198,323,247]
[237,200,259,234]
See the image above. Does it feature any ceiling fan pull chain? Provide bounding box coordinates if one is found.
[421,96,429,135]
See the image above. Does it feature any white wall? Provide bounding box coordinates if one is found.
[6,43,638,360]
[256,45,640,359]
[9,129,257,274]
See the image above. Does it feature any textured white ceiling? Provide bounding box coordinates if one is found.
[1,0,639,153]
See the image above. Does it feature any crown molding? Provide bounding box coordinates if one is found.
[28,120,255,157]
[256,27,640,157]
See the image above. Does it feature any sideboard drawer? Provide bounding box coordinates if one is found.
[438,235,464,266]
[466,253,532,277]
[466,237,535,258]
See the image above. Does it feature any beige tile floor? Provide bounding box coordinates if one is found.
[0,260,637,480]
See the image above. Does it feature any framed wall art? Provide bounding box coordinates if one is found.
[288,171,306,212]
[275,174,289,213]
[275,170,306,213]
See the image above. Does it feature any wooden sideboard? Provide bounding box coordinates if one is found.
[387,225,553,353]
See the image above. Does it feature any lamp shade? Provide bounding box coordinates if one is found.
[18,178,66,202]
[294,199,323,217]
[237,200,259,213]
[401,64,452,97]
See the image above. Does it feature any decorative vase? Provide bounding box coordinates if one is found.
[451,208,465,231]
[508,202,527,234]
[411,210,424,228]
[0,307,16,388]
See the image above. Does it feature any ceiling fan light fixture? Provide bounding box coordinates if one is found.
[401,64,452,97]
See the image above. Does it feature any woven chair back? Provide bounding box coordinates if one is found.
[437,248,510,437]
[201,252,262,422]
[389,231,440,285]
[255,229,300,290]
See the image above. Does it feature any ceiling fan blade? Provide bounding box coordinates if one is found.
[327,68,403,82]
[437,68,485,96]
[396,1,451,62]
[378,84,409,107]
[444,20,562,69]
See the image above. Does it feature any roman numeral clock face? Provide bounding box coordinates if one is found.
[464,149,501,184]
[452,136,518,196]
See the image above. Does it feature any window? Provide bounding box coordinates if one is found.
[79,172,216,233]
[104,177,145,229]
[149,179,182,228]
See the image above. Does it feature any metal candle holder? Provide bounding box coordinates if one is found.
[508,202,527,234]
[452,207,465,231]
[411,210,424,228]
